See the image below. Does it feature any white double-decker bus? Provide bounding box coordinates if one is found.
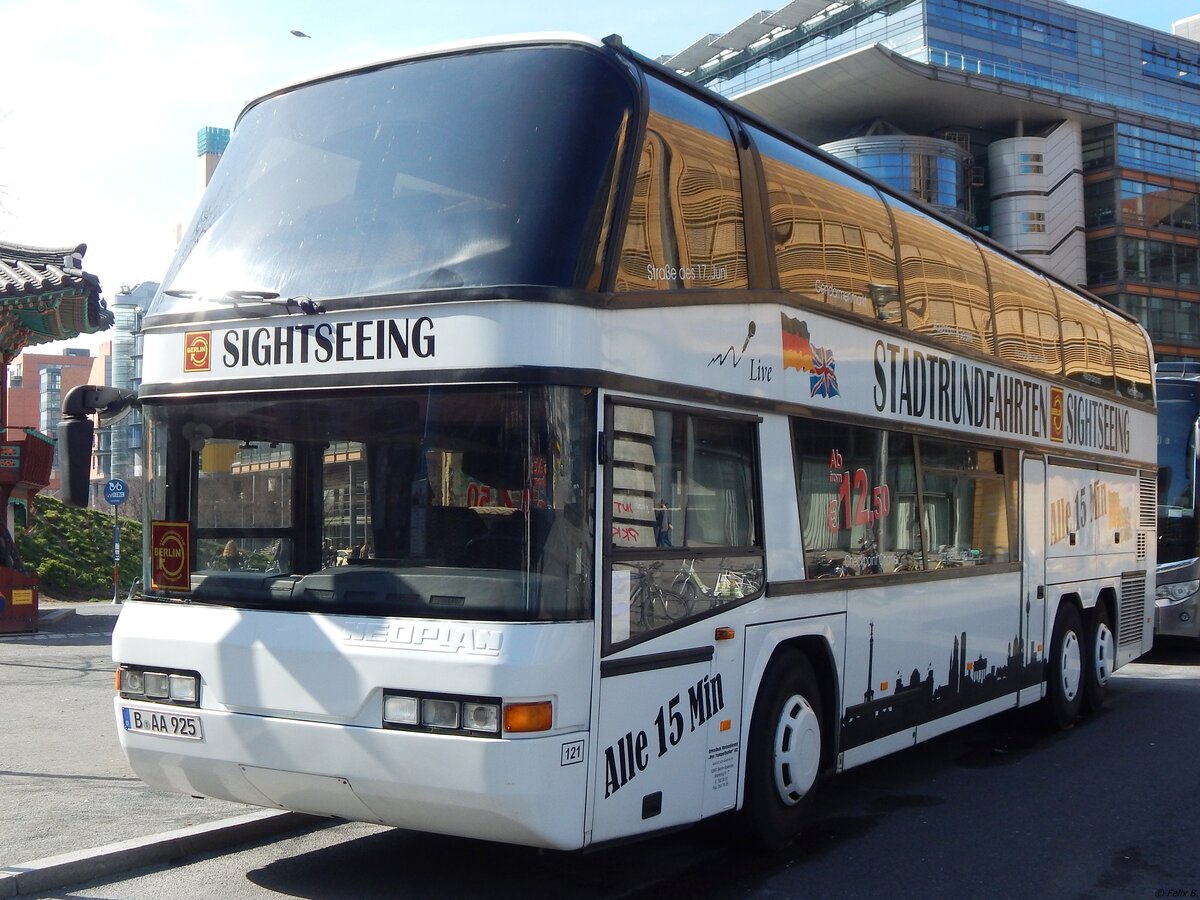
[60,34,1157,850]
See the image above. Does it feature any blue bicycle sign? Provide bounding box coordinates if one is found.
[104,479,128,506]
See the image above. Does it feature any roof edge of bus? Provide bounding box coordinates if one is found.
[237,32,606,123]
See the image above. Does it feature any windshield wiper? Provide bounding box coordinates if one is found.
[163,288,323,314]
[223,289,281,302]
[219,291,324,314]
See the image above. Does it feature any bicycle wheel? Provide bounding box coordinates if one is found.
[630,581,652,628]
[673,576,700,604]
[654,586,692,622]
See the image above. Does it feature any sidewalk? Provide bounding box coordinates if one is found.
[0,601,320,898]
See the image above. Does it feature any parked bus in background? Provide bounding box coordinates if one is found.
[60,34,1157,851]
[1154,361,1200,640]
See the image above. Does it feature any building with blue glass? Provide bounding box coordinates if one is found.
[664,0,1200,361]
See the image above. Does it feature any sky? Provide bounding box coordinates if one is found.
[2,0,1198,350]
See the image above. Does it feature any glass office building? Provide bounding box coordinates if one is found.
[666,0,1200,361]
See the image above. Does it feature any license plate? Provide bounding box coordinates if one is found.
[122,706,203,741]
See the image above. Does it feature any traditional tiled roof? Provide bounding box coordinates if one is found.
[0,241,113,356]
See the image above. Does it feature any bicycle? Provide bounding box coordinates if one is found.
[892,549,922,572]
[630,561,692,628]
[714,565,758,597]
[671,558,712,603]
[670,557,761,605]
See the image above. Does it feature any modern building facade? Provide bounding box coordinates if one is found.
[85,282,153,508]
[663,0,1200,362]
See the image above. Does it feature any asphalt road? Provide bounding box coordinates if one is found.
[10,635,1199,900]
[0,604,257,868]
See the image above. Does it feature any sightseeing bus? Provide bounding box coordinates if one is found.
[1154,362,1200,640]
[59,33,1157,850]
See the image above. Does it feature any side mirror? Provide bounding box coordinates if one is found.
[57,384,139,507]
[57,418,95,507]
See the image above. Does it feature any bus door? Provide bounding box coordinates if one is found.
[591,646,718,843]
[1020,455,1048,706]
[590,399,755,843]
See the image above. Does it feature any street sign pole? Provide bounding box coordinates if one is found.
[104,479,128,604]
[112,502,119,604]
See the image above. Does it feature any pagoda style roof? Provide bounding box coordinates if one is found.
[0,241,113,357]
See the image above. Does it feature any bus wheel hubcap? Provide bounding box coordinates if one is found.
[1061,631,1082,701]
[773,693,820,806]
[1093,623,1114,686]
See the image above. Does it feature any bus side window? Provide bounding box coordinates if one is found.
[792,420,918,577]
[987,251,1063,379]
[1053,283,1115,392]
[1106,308,1154,401]
[607,403,762,649]
[888,201,993,355]
[917,440,1014,568]
[749,126,901,324]
[614,77,747,292]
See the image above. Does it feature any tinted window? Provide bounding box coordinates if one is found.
[1108,313,1154,401]
[156,46,633,312]
[987,249,1062,377]
[792,420,918,577]
[919,439,1013,568]
[751,128,901,324]
[1053,285,1115,391]
[607,404,761,648]
[145,386,596,621]
[616,78,747,291]
[889,202,993,353]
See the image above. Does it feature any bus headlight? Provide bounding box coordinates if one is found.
[421,698,460,729]
[117,665,201,707]
[383,690,506,736]
[120,668,145,694]
[1155,580,1200,603]
[462,702,500,733]
[383,695,420,726]
[169,674,199,703]
[144,671,170,698]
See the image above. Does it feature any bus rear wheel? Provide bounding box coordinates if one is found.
[743,651,824,850]
[1046,602,1084,729]
[1082,602,1114,714]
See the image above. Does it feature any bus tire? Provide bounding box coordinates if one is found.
[1082,602,1114,714]
[1046,601,1084,729]
[743,650,824,850]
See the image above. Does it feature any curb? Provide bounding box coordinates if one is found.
[0,810,326,898]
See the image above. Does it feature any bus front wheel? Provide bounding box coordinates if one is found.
[1046,602,1084,729]
[743,651,824,850]
[1082,602,1114,714]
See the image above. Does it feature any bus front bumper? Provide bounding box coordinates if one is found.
[115,698,591,850]
[1154,593,1200,640]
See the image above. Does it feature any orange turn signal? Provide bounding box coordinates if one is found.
[504,701,553,733]
[714,626,736,641]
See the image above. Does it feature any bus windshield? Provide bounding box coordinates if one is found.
[1158,382,1200,564]
[155,45,632,313]
[144,385,595,621]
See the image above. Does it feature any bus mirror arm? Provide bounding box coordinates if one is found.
[57,385,140,508]
[61,384,139,425]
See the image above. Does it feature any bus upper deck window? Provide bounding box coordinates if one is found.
[615,78,747,292]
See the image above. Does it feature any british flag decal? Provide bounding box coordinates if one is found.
[809,346,839,398]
